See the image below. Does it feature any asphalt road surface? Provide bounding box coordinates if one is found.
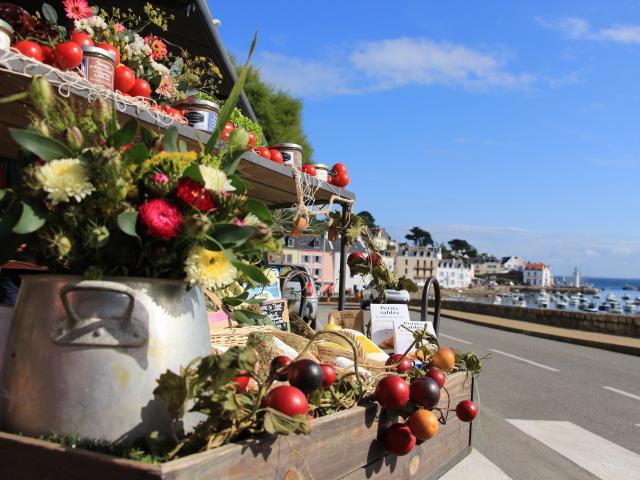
[317,305,640,479]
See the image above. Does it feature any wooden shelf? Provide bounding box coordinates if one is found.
[0,55,355,207]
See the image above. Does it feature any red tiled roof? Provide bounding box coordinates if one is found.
[525,262,547,270]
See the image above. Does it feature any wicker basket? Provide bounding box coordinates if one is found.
[210,325,277,349]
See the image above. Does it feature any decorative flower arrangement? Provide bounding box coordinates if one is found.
[6,1,223,102]
[0,71,276,324]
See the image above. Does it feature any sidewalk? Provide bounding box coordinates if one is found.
[412,307,640,356]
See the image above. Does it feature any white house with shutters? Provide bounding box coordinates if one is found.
[437,259,474,289]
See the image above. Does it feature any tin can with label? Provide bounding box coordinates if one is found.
[313,163,329,182]
[174,98,220,132]
[0,19,14,50]
[271,143,303,171]
[80,46,116,90]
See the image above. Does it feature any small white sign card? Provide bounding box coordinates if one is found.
[368,304,416,353]
[392,319,437,354]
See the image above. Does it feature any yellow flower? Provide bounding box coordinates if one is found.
[137,151,197,177]
[39,158,94,205]
[184,246,237,290]
[199,165,235,193]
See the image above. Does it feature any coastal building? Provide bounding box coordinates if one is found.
[394,245,442,286]
[523,263,553,287]
[501,256,525,272]
[471,259,506,276]
[437,259,474,289]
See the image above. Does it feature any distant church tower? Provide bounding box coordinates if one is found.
[573,267,581,288]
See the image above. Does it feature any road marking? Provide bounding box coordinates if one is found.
[440,333,472,345]
[489,349,559,372]
[440,449,512,479]
[507,420,640,479]
[602,386,640,402]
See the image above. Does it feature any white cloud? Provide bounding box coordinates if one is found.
[254,37,536,97]
[537,16,640,44]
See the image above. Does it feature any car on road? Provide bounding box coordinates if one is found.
[360,281,410,309]
[267,264,318,328]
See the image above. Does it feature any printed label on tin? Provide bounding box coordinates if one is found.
[185,109,218,132]
[82,57,114,90]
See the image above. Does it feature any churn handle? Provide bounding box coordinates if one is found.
[280,269,309,318]
[420,277,441,335]
[59,280,136,326]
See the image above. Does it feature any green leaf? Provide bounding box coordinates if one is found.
[222,297,245,307]
[205,31,258,154]
[228,174,246,195]
[212,224,255,248]
[178,140,188,153]
[42,3,58,24]
[263,408,311,435]
[232,261,270,285]
[123,144,149,166]
[153,370,187,420]
[245,199,272,223]
[230,310,251,325]
[9,128,73,160]
[140,127,156,147]
[182,164,204,183]
[112,119,138,148]
[0,91,28,105]
[117,211,139,238]
[12,200,47,234]
[162,126,178,152]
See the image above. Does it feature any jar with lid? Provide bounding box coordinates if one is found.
[0,19,14,49]
[313,163,329,182]
[270,143,303,171]
[80,46,116,90]
[173,98,220,132]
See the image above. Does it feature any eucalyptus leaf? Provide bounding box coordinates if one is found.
[112,119,138,148]
[162,126,178,152]
[205,31,258,154]
[245,199,272,223]
[170,58,184,76]
[42,3,58,24]
[10,128,73,160]
[117,211,139,238]
[213,224,255,247]
[232,261,270,285]
[229,174,246,195]
[12,200,47,234]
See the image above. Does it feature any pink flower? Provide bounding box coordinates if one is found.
[151,172,169,184]
[139,199,183,240]
[114,22,125,33]
[234,218,246,226]
[144,35,168,61]
[63,0,93,20]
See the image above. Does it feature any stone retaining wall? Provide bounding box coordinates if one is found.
[422,300,640,338]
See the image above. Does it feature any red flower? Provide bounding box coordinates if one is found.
[144,35,168,61]
[176,177,216,212]
[139,199,183,240]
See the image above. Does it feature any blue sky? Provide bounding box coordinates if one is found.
[210,0,640,277]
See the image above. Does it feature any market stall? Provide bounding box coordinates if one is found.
[0,2,481,479]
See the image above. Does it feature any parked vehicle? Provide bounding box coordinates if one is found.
[267,264,318,328]
[360,281,410,309]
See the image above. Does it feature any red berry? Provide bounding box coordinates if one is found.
[129,78,151,98]
[386,354,413,373]
[426,368,446,388]
[264,385,309,417]
[270,355,292,381]
[383,423,416,456]
[455,400,478,422]
[410,377,441,409]
[287,359,324,394]
[233,372,250,393]
[320,364,336,388]
[375,375,410,409]
[14,41,44,62]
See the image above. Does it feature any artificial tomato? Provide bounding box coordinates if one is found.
[264,385,309,417]
[269,149,284,164]
[220,122,234,141]
[426,368,446,388]
[54,41,83,70]
[410,377,441,409]
[386,353,413,373]
[14,41,44,62]
[407,409,440,440]
[301,164,316,176]
[456,400,478,422]
[163,106,183,120]
[114,65,135,93]
[270,355,292,381]
[128,78,151,98]
[375,375,409,409]
[332,172,350,188]
[70,31,94,47]
[320,364,336,388]
[432,347,455,372]
[247,132,257,148]
[256,146,271,160]
[96,43,120,64]
[327,175,335,185]
[332,163,348,175]
[40,45,56,66]
[368,252,382,266]
[287,359,324,394]
[233,371,251,393]
[383,424,416,456]
[347,251,366,265]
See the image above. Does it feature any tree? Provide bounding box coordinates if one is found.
[448,239,478,258]
[357,211,376,228]
[238,64,313,160]
[405,227,433,247]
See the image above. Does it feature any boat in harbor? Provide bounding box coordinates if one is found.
[634,296,640,305]
[623,303,636,314]
[598,303,611,313]
[611,305,624,314]
[556,298,568,309]
[592,292,601,299]
[622,284,635,290]
[606,293,617,302]
[584,302,599,313]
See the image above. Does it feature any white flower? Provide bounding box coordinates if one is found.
[150,61,170,76]
[74,16,108,36]
[184,246,238,290]
[243,213,261,227]
[123,33,152,60]
[199,165,235,193]
[39,158,94,205]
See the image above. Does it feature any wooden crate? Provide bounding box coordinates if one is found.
[0,372,473,480]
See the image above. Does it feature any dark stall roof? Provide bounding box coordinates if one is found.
[18,0,257,121]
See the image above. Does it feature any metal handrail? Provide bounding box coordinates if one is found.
[420,277,441,335]
[280,269,309,318]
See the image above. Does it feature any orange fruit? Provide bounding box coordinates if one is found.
[432,347,455,372]
[407,409,439,440]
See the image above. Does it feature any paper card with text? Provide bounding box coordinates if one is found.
[368,304,412,353]
[392,319,437,354]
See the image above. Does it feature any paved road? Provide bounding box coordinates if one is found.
[317,305,640,479]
